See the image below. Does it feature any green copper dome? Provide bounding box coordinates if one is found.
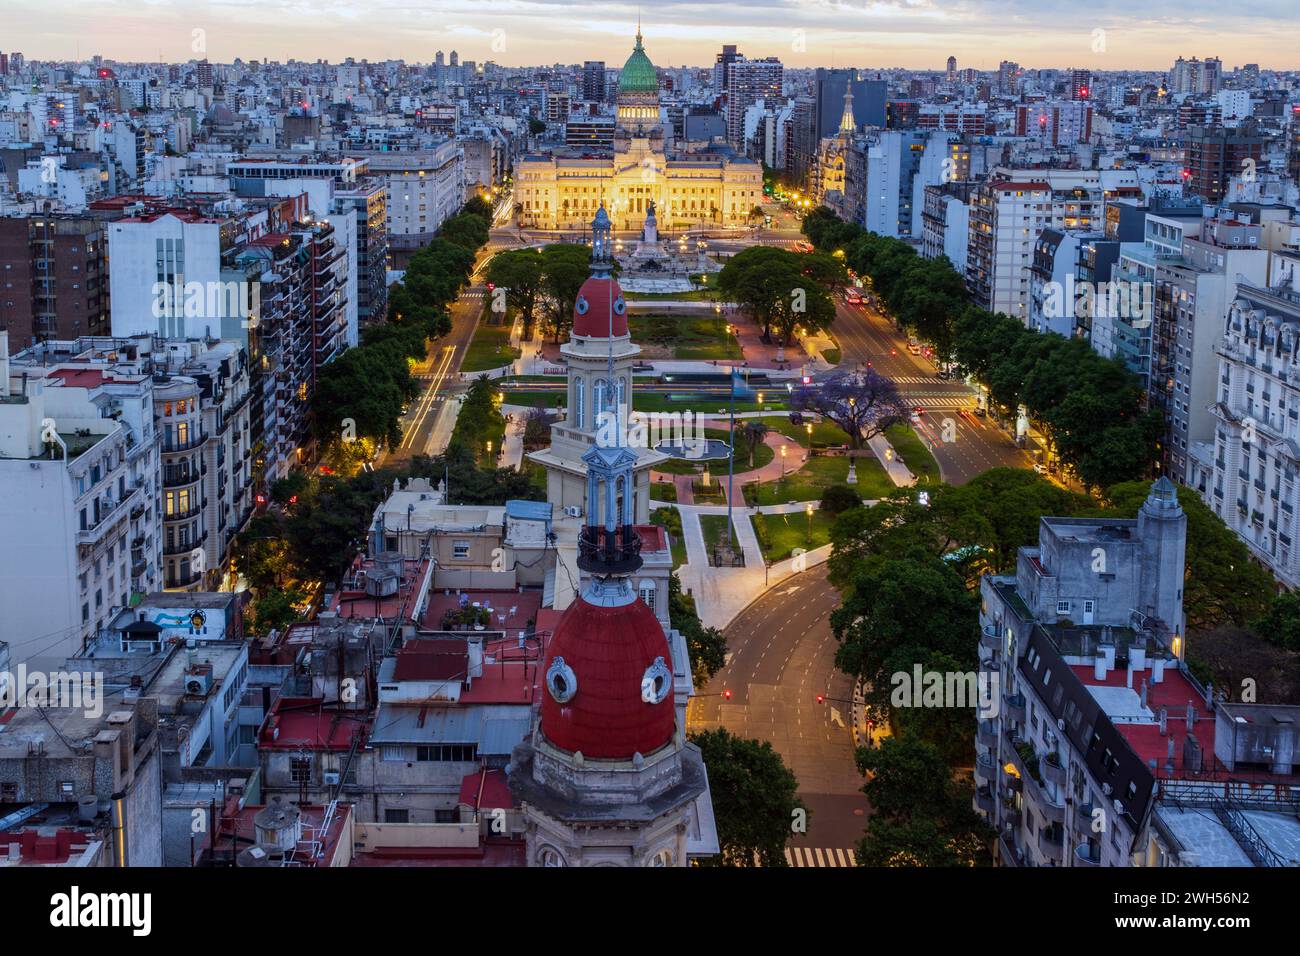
[618,32,658,94]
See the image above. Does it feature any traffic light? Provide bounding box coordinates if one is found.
[816,694,825,704]
[723,689,733,700]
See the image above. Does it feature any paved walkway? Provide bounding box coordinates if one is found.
[865,432,915,486]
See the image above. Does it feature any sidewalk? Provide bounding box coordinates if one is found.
[865,432,915,487]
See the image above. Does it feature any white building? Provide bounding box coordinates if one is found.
[0,331,161,668]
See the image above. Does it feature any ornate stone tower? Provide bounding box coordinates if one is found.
[508,415,715,866]
[526,203,665,522]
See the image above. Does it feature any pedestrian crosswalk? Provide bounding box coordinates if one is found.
[784,846,857,867]
[890,375,952,385]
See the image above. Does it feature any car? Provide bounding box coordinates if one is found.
[973,406,987,417]
[845,290,862,304]
[1032,463,1046,475]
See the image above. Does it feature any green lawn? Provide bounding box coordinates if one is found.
[462,322,520,372]
[821,347,842,366]
[756,415,851,448]
[699,514,743,566]
[649,507,687,569]
[742,452,896,505]
[885,423,941,485]
[751,509,836,563]
[650,479,677,503]
[624,287,716,301]
[629,314,742,360]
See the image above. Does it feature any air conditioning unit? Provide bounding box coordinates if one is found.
[184,672,212,696]
[563,505,582,518]
[322,771,341,786]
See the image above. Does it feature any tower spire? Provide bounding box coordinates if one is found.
[838,85,856,135]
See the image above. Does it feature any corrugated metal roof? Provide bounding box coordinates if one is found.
[369,704,532,747]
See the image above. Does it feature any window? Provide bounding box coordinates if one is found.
[384,808,410,824]
[289,757,312,782]
[638,580,656,612]
[415,744,477,762]
[452,540,471,560]
[1056,600,1070,614]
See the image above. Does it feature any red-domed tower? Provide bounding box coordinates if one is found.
[507,209,717,866]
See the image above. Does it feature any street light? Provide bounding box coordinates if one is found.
[780,444,787,483]
[805,502,813,545]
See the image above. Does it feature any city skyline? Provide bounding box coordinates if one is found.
[5,0,1298,71]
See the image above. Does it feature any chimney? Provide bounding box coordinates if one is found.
[1186,702,1195,731]
[1139,678,1149,709]
[1093,657,1106,681]
[1204,682,1214,709]
[1151,657,1166,683]
[1159,707,1167,736]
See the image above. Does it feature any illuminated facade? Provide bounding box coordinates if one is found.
[515,28,762,232]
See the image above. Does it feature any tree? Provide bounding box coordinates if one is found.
[246,587,308,635]
[539,244,592,342]
[690,728,805,867]
[830,556,978,720]
[791,370,909,449]
[1254,591,1300,654]
[854,737,991,866]
[486,249,545,339]
[521,406,554,451]
[820,483,862,516]
[740,420,769,467]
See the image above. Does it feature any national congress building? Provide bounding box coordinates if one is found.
[515,28,763,233]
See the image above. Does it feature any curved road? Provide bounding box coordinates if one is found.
[689,562,869,863]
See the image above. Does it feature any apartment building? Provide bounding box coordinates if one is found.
[968,170,1140,323]
[149,339,253,589]
[362,143,466,253]
[1151,218,1271,480]
[0,331,161,666]
[1189,276,1300,587]
[0,213,109,346]
[976,480,1187,866]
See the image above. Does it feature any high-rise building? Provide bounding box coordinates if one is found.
[0,215,110,347]
[725,57,783,151]
[1184,120,1267,203]
[946,55,957,80]
[581,60,607,102]
[1069,68,1092,100]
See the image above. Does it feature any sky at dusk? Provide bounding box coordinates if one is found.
[5,0,1298,71]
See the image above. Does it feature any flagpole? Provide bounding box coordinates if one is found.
[726,360,735,554]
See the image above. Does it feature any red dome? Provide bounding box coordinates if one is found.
[539,592,675,759]
[572,276,629,338]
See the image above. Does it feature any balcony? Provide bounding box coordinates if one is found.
[162,430,208,453]
[974,751,998,787]
[1042,752,1066,787]
[979,655,1000,681]
[164,500,206,522]
[162,463,206,489]
[1004,692,1026,722]
[165,568,204,589]
[975,785,995,815]
[163,534,206,557]
[998,833,1023,867]
[1074,801,1097,834]
[1037,826,1065,862]
[1073,843,1101,867]
[977,721,998,750]
[980,623,1001,652]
